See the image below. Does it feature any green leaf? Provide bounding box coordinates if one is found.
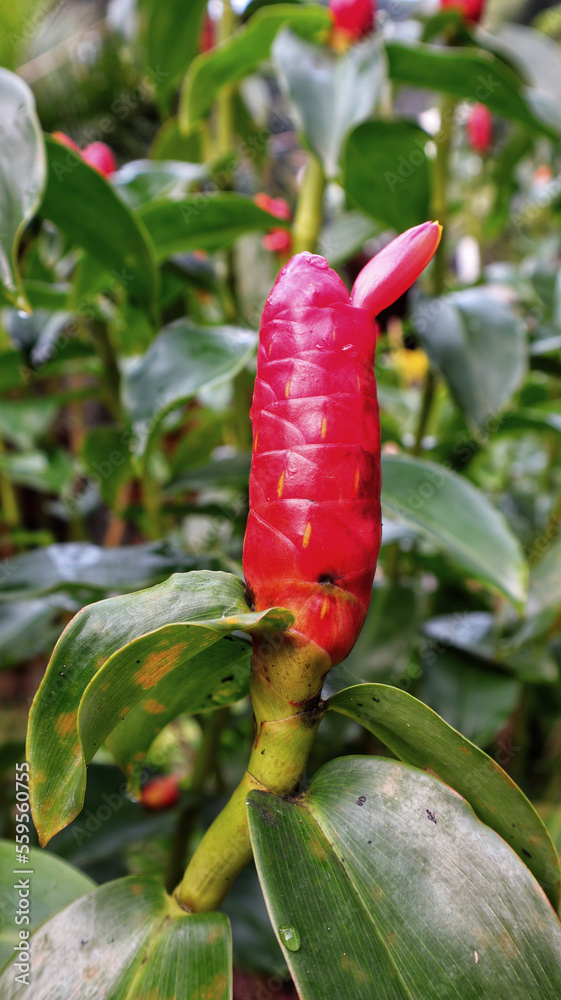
[0,68,46,309]
[413,290,527,432]
[0,839,94,970]
[386,40,560,138]
[0,541,194,601]
[0,448,74,494]
[273,31,386,177]
[327,683,560,907]
[343,120,431,230]
[144,0,208,108]
[381,454,527,608]
[106,633,251,790]
[122,318,256,454]
[138,192,290,261]
[0,876,231,999]
[113,159,207,211]
[179,3,331,132]
[40,138,158,314]
[317,211,378,266]
[248,757,561,999]
[81,427,135,509]
[0,398,58,450]
[28,570,292,844]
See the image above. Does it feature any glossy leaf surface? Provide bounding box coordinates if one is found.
[28,571,292,844]
[40,138,158,313]
[249,757,561,999]
[0,876,231,999]
[327,683,560,906]
[139,193,290,261]
[180,3,331,130]
[0,839,94,969]
[343,120,430,230]
[381,454,527,608]
[144,0,208,107]
[273,31,385,177]
[0,68,45,308]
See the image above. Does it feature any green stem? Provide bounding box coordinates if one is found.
[216,0,235,157]
[412,369,437,457]
[0,437,20,529]
[175,636,327,912]
[292,154,326,255]
[89,320,122,423]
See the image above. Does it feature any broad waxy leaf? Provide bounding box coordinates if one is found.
[381,454,527,608]
[179,3,331,131]
[343,121,431,231]
[273,30,386,177]
[112,159,207,210]
[0,876,231,999]
[122,318,256,454]
[0,541,194,601]
[28,571,292,844]
[413,289,527,432]
[327,684,561,906]
[138,193,290,261]
[0,68,46,308]
[106,633,251,791]
[386,40,560,138]
[0,839,94,970]
[40,138,158,314]
[144,0,208,108]
[0,598,60,670]
[248,757,561,1000]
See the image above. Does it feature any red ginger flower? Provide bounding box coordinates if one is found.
[243,221,441,666]
[329,0,375,40]
[52,133,117,177]
[441,0,485,22]
[467,104,493,154]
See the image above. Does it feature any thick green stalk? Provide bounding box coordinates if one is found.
[175,635,327,912]
[216,0,235,157]
[0,437,20,529]
[292,154,326,254]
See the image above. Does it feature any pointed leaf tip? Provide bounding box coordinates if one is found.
[351,220,442,317]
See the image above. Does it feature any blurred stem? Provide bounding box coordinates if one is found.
[292,154,325,254]
[216,0,235,157]
[165,708,230,893]
[89,320,122,423]
[412,98,455,456]
[0,437,20,529]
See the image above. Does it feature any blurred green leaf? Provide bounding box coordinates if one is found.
[0,68,45,309]
[0,599,60,670]
[0,877,232,999]
[138,193,290,261]
[0,448,74,494]
[40,138,158,315]
[27,570,292,844]
[0,840,94,970]
[122,319,256,454]
[143,0,208,108]
[0,398,58,450]
[413,289,527,432]
[381,454,528,608]
[343,120,431,230]
[81,427,134,509]
[273,31,385,177]
[386,40,560,137]
[317,211,377,266]
[179,3,331,132]
[112,159,207,210]
[249,758,561,999]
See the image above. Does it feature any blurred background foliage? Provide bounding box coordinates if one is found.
[2,0,561,991]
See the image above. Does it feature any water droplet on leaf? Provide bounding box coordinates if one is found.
[278,925,301,951]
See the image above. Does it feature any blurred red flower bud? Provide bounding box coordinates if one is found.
[329,0,375,40]
[81,142,118,177]
[467,104,493,154]
[441,0,485,22]
[199,11,215,53]
[255,193,292,255]
[52,131,80,152]
[140,774,181,811]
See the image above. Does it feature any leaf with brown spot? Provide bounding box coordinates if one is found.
[28,570,293,845]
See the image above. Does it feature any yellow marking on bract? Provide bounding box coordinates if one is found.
[277,471,285,498]
[285,378,291,398]
[354,467,360,493]
[254,431,258,452]
[55,710,78,738]
[144,699,166,715]
[321,417,327,439]
[320,598,329,619]
[356,374,361,391]
[269,342,273,354]
[303,522,312,548]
